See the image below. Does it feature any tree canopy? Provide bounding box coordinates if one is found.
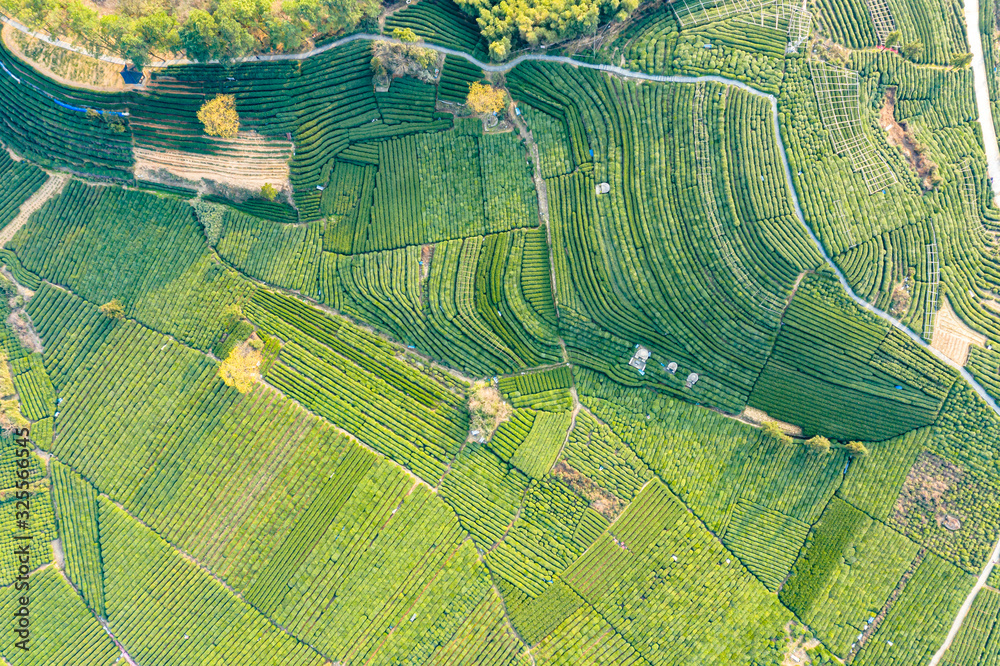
[197,96,241,139]
[454,0,639,60]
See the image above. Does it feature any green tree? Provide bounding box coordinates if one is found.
[466,81,506,115]
[846,440,869,457]
[260,183,278,201]
[217,16,256,61]
[885,30,901,46]
[950,52,973,69]
[180,10,221,63]
[761,420,792,445]
[98,299,126,320]
[805,436,832,455]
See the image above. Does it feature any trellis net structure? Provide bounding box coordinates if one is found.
[865,0,896,45]
[810,61,898,195]
[925,240,940,341]
[693,84,785,317]
[958,161,993,247]
[669,0,812,52]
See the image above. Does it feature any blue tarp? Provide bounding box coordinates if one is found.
[120,67,143,85]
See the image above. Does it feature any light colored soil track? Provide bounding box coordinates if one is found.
[0,172,69,247]
[931,297,986,365]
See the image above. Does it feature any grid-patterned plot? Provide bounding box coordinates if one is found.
[811,61,898,195]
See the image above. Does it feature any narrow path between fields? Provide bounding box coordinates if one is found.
[7,13,1000,662]
[0,172,68,247]
[966,0,1000,208]
[927,0,1000,659]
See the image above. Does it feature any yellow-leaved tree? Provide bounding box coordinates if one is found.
[466,82,506,116]
[197,94,240,138]
[219,345,262,393]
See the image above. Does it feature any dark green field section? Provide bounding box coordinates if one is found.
[749,271,958,441]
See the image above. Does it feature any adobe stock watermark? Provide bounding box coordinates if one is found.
[11,427,32,651]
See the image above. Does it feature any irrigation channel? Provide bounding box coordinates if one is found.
[5,9,1000,661]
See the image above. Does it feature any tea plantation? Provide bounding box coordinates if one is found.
[2,0,1000,663]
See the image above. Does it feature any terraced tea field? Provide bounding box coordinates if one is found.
[1,0,1000,663]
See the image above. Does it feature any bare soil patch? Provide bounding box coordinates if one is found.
[552,460,625,521]
[740,406,803,437]
[880,87,939,190]
[133,132,293,195]
[931,297,986,365]
[893,451,963,531]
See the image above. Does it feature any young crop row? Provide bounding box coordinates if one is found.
[376,77,442,125]
[204,194,298,224]
[510,411,573,478]
[721,499,810,592]
[99,498,327,665]
[217,212,322,298]
[424,588,525,665]
[941,587,1000,665]
[561,479,792,664]
[530,604,650,665]
[490,408,536,460]
[520,105,574,178]
[12,181,256,352]
[440,442,530,548]
[613,7,785,94]
[23,285,364,588]
[0,249,40,291]
[51,460,105,616]
[243,464,488,663]
[322,228,560,377]
[384,0,488,59]
[577,367,843,534]
[781,498,920,656]
[749,271,956,441]
[887,0,967,65]
[508,62,820,413]
[438,56,485,104]
[837,427,929,521]
[486,478,593,597]
[244,442,381,613]
[10,353,54,421]
[814,0,878,48]
[0,152,45,231]
[0,490,54,586]
[318,126,538,254]
[854,553,975,665]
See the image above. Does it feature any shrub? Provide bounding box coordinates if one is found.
[218,344,261,393]
[98,299,125,320]
[846,440,869,457]
[468,381,512,441]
